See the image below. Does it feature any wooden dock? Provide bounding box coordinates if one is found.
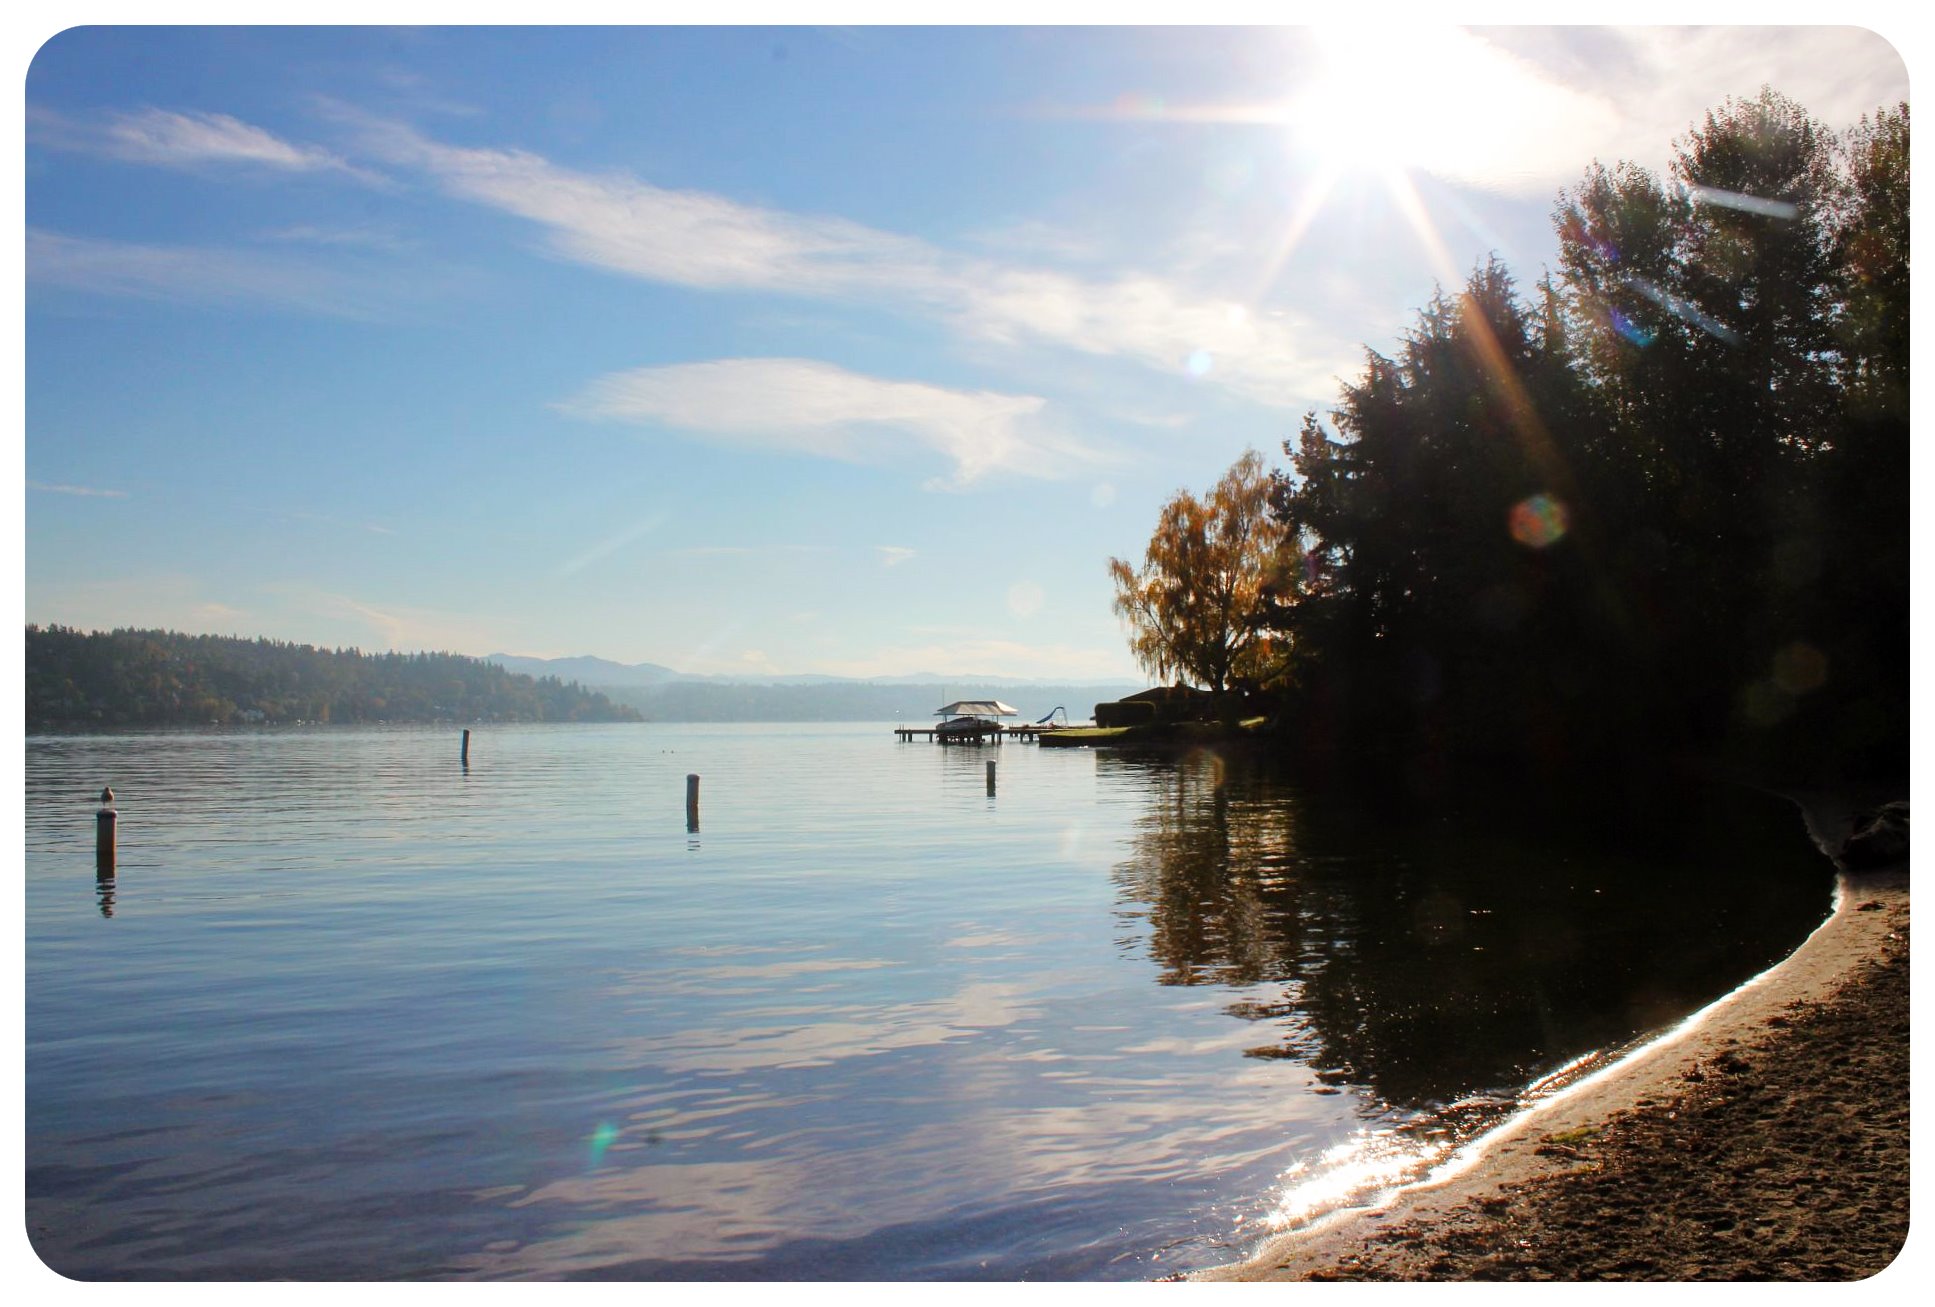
[892,723,1049,743]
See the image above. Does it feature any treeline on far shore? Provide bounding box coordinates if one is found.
[24,626,642,728]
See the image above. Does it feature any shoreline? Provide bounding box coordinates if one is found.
[1199,826,1909,1281]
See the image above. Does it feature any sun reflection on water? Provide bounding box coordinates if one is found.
[1266,1128,1448,1230]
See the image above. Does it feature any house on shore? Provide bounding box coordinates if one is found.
[1092,684,1216,727]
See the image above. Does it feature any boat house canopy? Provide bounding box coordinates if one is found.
[935,700,1017,719]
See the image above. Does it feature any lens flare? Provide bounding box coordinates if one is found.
[1772,642,1829,695]
[588,1121,618,1168]
[1622,274,1741,346]
[1740,680,1795,727]
[1186,349,1214,377]
[1689,184,1799,220]
[1608,307,1655,348]
[1508,494,1569,549]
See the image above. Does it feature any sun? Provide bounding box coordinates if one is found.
[1285,28,1597,191]
[1289,29,1441,180]
[1076,28,1584,192]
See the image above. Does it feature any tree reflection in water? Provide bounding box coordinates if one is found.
[1106,749,1832,1112]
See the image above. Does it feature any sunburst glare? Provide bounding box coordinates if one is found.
[1286,27,1615,192]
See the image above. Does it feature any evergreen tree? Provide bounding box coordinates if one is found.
[24,627,642,728]
[1249,90,1907,787]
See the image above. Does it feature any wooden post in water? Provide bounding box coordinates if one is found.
[686,773,700,832]
[461,729,471,767]
[95,786,117,877]
[986,759,996,796]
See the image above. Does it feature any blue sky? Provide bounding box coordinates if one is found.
[20,23,1910,680]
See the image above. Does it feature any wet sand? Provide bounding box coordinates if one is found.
[1200,858,1910,1282]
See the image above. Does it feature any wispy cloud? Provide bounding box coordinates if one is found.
[27,576,500,655]
[27,228,455,320]
[1006,581,1045,619]
[347,113,924,292]
[558,357,1102,487]
[30,105,385,183]
[961,217,1115,265]
[1112,410,1197,430]
[28,480,128,498]
[1474,27,1908,183]
[282,509,395,535]
[557,513,667,577]
[261,585,500,653]
[192,601,246,627]
[660,543,834,559]
[351,118,1341,407]
[876,546,916,568]
[257,223,416,253]
[26,574,241,638]
[1620,26,1907,152]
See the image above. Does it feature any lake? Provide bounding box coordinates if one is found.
[24,723,1833,1280]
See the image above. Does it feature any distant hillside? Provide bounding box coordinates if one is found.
[481,652,1087,691]
[597,680,1145,723]
[26,626,642,728]
[479,652,1144,720]
[483,653,685,687]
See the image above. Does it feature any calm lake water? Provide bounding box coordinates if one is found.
[25,723,1833,1280]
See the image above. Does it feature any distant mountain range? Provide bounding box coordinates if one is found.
[483,653,1141,691]
[479,653,1148,723]
[483,654,689,687]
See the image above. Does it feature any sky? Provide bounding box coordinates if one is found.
[18,20,1912,682]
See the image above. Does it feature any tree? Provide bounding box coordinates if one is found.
[1549,90,1907,772]
[1108,450,1290,695]
[1253,89,1906,783]
[1265,260,1632,775]
[1833,102,1909,419]
[24,627,643,727]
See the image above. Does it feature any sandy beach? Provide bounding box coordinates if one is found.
[1199,812,1910,1283]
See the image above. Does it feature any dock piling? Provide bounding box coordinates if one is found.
[987,760,997,795]
[95,787,117,877]
[890,724,1043,743]
[686,773,700,832]
[461,729,471,767]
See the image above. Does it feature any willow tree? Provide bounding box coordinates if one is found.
[1107,449,1290,696]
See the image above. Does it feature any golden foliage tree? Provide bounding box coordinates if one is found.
[1107,449,1291,695]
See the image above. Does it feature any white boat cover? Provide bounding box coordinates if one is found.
[934,700,1018,718]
